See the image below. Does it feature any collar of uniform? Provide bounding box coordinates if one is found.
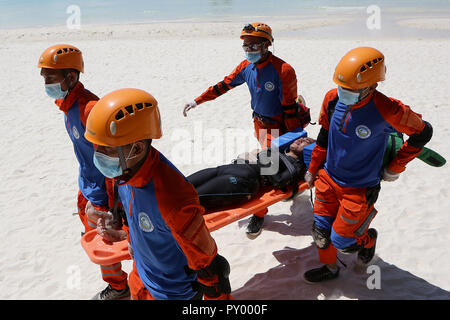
[54,81,85,113]
[351,89,377,110]
[122,146,159,188]
[255,52,273,69]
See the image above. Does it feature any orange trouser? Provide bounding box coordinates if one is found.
[129,262,232,300]
[253,114,284,149]
[77,191,128,290]
[128,264,157,300]
[312,169,378,265]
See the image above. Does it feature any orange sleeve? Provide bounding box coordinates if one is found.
[387,143,423,173]
[154,163,217,270]
[167,204,218,270]
[279,63,297,106]
[373,91,428,173]
[373,91,425,135]
[195,61,249,105]
[307,144,327,175]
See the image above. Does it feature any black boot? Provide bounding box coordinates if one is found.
[303,265,340,284]
[357,228,378,264]
[246,215,264,236]
[91,284,130,300]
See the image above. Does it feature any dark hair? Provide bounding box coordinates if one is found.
[63,68,80,83]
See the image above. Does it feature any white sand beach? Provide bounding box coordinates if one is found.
[1,16,449,300]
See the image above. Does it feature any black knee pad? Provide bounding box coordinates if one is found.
[312,222,331,249]
[337,242,362,254]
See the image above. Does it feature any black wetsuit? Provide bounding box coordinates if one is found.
[187,150,306,210]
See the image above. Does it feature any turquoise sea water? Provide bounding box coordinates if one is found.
[1,0,450,29]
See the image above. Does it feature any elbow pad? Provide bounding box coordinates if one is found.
[316,127,329,149]
[407,121,433,149]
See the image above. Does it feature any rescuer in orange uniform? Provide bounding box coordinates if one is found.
[183,23,310,236]
[84,88,233,300]
[38,44,129,299]
[183,22,310,148]
[303,47,433,283]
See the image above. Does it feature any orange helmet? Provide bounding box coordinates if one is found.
[85,88,162,147]
[38,44,84,73]
[333,47,386,89]
[240,22,274,44]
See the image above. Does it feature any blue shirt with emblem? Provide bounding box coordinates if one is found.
[325,99,395,188]
[118,151,198,300]
[61,85,108,207]
[195,52,298,119]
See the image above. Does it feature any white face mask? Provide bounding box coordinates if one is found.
[93,152,123,178]
[242,42,267,64]
[93,144,139,178]
[337,86,361,106]
[245,51,262,63]
[45,81,68,99]
[337,86,375,106]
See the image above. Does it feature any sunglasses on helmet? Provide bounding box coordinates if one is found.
[242,23,274,42]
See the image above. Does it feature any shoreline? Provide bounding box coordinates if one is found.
[1,2,449,30]
[1,11,449,42]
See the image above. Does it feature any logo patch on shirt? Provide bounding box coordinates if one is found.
[138,212,154,233]
[355,125,371,139]
[72,126,80,139]
[264,81,275,92]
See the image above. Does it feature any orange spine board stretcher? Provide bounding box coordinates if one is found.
[81,182,309,265]
[81,229,131,265]
[204,182,308,232]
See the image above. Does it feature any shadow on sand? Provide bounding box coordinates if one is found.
[233,192,450,300]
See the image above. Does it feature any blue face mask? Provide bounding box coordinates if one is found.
[45,82,68,99]
[245,51,262,64]
[337,86,360,106]
[93,144,138,178]
[93,152,123,178]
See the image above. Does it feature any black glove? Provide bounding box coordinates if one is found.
[192,254,231,298]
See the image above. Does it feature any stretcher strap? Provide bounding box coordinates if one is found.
[111,181,126,228]
[279,153,300,199]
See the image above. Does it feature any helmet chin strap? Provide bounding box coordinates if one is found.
[116,146,131,175]
[359,83,378,101]
[116,141,152,179]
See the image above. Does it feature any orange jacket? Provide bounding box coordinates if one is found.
[308,89,431,186]
[119,146,217,267]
